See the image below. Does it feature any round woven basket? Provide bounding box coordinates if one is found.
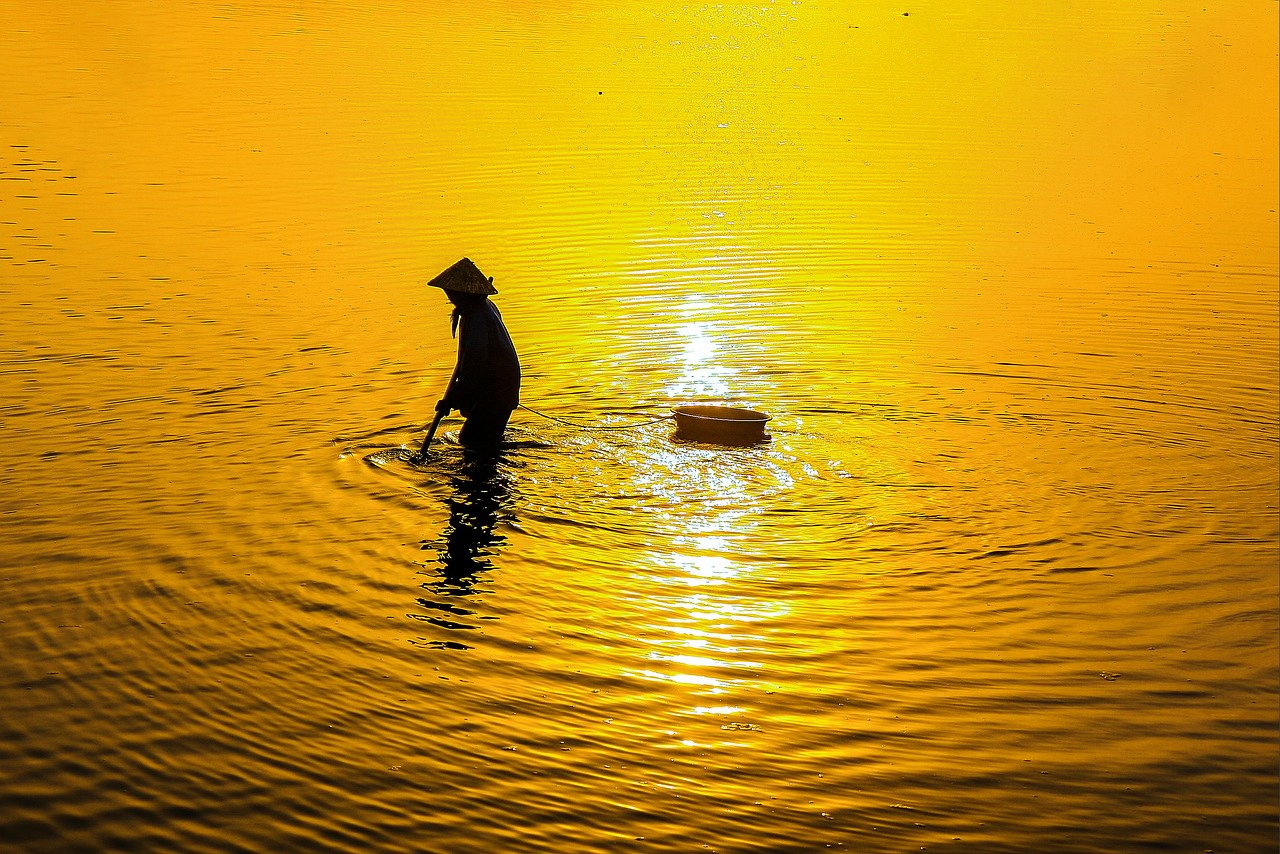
[672,405,770,445]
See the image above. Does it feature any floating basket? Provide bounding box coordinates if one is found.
[672,405,770,445]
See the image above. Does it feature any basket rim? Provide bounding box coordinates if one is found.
[672,405,771,423]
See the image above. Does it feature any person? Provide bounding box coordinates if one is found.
[422,257,520,452]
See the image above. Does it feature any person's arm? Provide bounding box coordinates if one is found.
[439,313,490,415]
[435,363,460,414]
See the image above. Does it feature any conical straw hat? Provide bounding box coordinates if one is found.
[427,257,497,295]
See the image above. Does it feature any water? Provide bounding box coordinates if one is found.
[2,1,1277,851]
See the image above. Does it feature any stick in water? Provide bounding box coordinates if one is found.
[418,410,446,458]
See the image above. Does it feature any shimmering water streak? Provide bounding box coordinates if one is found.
[1,1,1277,852]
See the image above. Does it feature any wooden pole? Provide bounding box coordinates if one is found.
[418,409,447,457]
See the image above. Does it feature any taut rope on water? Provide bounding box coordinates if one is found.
[517,403,672,431]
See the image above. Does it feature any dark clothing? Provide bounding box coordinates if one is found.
[441,298,519,446]
[457,403,513,449]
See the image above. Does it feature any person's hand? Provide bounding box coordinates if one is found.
[434,398,451,414]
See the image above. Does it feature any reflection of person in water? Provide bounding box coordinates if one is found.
[424,257,520,452]
[422,451,514,597]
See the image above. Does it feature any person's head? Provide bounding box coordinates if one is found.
[444,289,487,311]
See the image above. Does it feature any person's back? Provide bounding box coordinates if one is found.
[450,298,519,414]
[444,293,520,448]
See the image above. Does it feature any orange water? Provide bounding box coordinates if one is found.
[2,2,1277,851]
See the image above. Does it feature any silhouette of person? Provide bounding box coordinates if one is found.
[422,258,520,453]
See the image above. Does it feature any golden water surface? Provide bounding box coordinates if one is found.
[1,2,1277,851]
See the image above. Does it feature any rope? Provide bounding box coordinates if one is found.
[518,403,672,431]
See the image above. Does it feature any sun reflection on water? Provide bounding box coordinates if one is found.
[664,298,733,399]
[626,535,792,750]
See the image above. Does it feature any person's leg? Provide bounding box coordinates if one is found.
[458,405,512,450]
